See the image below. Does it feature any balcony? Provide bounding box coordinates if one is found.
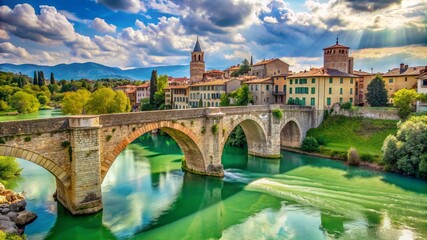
[272,91,286,96]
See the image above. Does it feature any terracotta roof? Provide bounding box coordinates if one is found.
[124,88,136,94]
[137,83,150,88]
[245,77,273,84]
[253,59,276,66]
[190,79,229,86]
[383,66,427,77]
[353,70,373,76]
[115,84,135,89]
[169,77,189,82]
[323,43,350,50]
[288,68,357,78]
[165,85,189,89]
[416,68,427,79]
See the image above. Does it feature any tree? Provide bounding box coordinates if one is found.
[62,89,91,115]
[33,71,38,85]
[393,88,419,119]
[226,126,247,147]
[50,72,55,85]
[382,115,427,178]
[9,91,40,113]
[239,59,251,75]
[366,75,388,107]
[301,137,320,152]
[149,70,158,104]
[220,93,230,106]
[157,75,168,93]
[198,98,203,108]
[85,88,131,114]
[234,84,252,106]
[37,94,49,105]
[38,71,45,87]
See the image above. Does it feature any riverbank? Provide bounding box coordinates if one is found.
[282,146,384,171]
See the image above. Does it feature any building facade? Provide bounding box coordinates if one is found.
[382,63,426,103]
[188,79,241,108]
[323,38,354,74]
[246,77,274,105]
[250,58,289,78]
[190,38,205,84]
[272,74,287,104]
[353,70,375,106]
[416,68,427,112]
[136,83,150,105]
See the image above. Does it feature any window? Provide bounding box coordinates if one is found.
[405,77,407,82]
[350,78,353,84]
[251,85,253,90]
[289,88,292,94]
[311,87,315,94]
[310,98,315,106]
[423,79,427,86]
[266,85,270,91]
[302,97,306,105]
[350,98,353,103]
[329,88,332,94]
[290,79,293,84]
[275,85,278,92]
[350,88,353,94]
[340,97,343,103]
[389,79,393,83]
[329,78,333,84]
[283,85,286,92]
[296,79,299,84]
[312,78,316,83]
[340,88,343,94]
[340,78,343,84]
[255,85,258,91]
[327,98,331,105]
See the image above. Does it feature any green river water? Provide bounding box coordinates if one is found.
[1,110,427,239]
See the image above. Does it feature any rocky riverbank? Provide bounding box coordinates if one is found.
[0,183,37,236]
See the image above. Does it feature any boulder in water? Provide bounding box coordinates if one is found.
[15,211,37,226]
[9,200,26,212]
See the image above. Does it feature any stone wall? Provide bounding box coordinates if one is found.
[334,108,399,120]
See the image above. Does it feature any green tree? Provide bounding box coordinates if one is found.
[62,89,91,115]
[0,156,22,182]
[33,71,38,85]
[220,93,230,106]
[85,88,131,114]
[382,115,427,178]
[198,98,203,107]
[0,100,9,111]
[157,75,168,93]
[149,70,158,104]
[366,75,388,107]
[239,59,251,75]
[9,91,40,113]
[38,71,45,87]
[234,84,252,106]
[226,125,247,147]
[393,88,419,119]
[50,72,55,85]
[37,94,49,105]
[301,136,320,152]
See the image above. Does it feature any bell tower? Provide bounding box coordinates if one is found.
[190,37,205,83]
[323,37,353,74]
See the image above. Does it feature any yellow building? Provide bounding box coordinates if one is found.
[353,70,376,106]
[382,63,426,103]
[165,85,190,109]
[287,68,356,110]
[188,79,241,108]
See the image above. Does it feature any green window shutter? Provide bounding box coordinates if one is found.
[311,87,315,94]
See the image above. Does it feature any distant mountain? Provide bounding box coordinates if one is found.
[0,62,190,80]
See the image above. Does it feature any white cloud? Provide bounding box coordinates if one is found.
[263,16,278,24]
[351,45,427,60]
[90,18,117,33]
[0,4,77,43]
[0,29,9,40]
[0,42,30,59]
[58,10,90,24]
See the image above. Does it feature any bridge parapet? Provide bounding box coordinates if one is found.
[0,117,69,137]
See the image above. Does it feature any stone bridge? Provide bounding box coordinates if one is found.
[0,105,321,215]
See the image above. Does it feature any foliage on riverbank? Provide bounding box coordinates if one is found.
[0,230,24,240]
[0,157,22,186]
[306,116,398,163]
[226,126,247,147]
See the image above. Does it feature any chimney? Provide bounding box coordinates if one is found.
[400,63,404,70]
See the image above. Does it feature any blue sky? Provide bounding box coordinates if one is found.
[0,0,426,73]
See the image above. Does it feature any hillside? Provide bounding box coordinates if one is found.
[0,62,190,80]
[306,116,398,157]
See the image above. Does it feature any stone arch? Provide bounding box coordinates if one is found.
[101,121,204,181]
[280,118,302,148]
[222,115,268,157]
[0,145,70,187]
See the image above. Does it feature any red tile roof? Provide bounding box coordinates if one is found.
[288,68,357,78]
[383,66,427,77]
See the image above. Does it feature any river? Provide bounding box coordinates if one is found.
[0,109,65,122]
[3,133,426,240]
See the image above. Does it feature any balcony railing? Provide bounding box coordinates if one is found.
[272,91,286,95]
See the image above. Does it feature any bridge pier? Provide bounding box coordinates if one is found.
[64,116,103,215]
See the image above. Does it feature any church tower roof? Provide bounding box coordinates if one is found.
[193,37,202,52]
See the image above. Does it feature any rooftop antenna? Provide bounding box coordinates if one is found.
[336,34,339,45]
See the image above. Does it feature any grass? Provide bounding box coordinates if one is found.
[307,116,398,157]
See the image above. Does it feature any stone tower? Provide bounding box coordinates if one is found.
[323,37,353,74]
[190,37,205,83]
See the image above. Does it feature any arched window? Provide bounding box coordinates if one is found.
[198,55,201,61]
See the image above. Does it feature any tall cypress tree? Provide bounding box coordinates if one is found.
[50,72,55,85]
[366,75,388,107]
[149,70,158,104]
[33,71,38,85]
[38,71,45,86]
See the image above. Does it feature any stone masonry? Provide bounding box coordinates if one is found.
[0,105,318,215]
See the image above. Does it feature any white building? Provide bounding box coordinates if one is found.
[416,69,427,112]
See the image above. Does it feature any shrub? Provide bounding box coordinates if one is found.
[211,124,219,134]
[0,100,9,111]
[106,135,112,141]
[360,153,374,163]
[272,109,284,120]
[330,150,348,160]
[347,147,360,166]
[341,102,352,110]
[24,136,31,142]
[315,136,326,146]
[0,156,22,180]
[301,137,320,152]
